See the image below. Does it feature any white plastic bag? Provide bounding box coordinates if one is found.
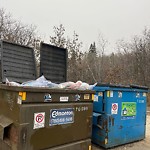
[21,76,51,87]
[6,78,21,86]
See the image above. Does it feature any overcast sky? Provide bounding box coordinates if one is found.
[1,0,150,53]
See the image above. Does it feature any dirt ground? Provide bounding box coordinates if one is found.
[93,111,150,150]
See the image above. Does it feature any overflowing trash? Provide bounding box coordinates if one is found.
[5,76,97,90]
[21,76,59,88]
[6,78,21,86]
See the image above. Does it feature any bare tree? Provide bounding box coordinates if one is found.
[50,24,66,48]
[97,33,108,82]
[0,8,41,66]
[0,8,39,46]
[49,24,83,81]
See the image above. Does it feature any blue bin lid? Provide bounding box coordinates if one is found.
[95,83,149,92]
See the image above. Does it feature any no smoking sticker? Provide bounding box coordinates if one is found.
[111,103,118,114]
[33,112,45,129]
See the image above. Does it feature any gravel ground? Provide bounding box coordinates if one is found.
[93,113,150,150]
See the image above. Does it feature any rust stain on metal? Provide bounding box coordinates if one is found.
[3,124,18,150]
[6,92,14,111]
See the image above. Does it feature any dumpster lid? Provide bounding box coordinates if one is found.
[40,42,67,83]
[96,83,149,90]
[130,84,149,90]
[96,83,130,88]
[0,40,36,83]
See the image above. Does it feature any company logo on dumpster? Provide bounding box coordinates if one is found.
[50,108,74,126]
[121,102,136,120]
[44,94,52,102]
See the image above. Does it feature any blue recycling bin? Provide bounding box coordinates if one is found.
[92,84,148,148]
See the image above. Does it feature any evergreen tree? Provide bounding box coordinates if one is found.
[89,42,97,55]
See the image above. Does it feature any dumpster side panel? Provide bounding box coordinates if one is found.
[0,89,21,149]
[92,86,147,148]
[0,139,12,150]
[107,90,147,148]
[0,89,20,123]
[24,91,93,103]
[0,86,94,150]
[19,103,93,150]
